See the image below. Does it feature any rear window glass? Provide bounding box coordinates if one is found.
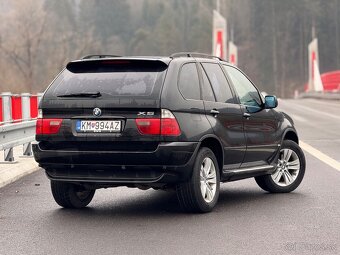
[178,63,200,100]
[48,60,167,98]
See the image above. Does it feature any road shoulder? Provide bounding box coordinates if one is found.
[0,146,39,188]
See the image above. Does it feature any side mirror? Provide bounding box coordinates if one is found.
[264,95,278,109]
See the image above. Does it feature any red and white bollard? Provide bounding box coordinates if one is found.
[21,93,33,156]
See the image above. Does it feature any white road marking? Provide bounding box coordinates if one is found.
[300,141,340,172]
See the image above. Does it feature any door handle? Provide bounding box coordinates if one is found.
[210,109,220,115]
[243,113,251,119]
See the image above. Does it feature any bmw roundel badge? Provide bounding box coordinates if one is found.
[93,108,102,117]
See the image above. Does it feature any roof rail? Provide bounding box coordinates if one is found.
[170,52,224,61]
[81,55,121,60]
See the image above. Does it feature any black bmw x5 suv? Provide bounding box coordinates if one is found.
[33,53,305,213]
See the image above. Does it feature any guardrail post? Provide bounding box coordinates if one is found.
[21,93,33,156]
[1,92,14,161]
[4,147,14,162]
[22,142,32,157]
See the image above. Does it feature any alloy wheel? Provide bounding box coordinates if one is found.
[271,148,300,187]
[200,157,217,203]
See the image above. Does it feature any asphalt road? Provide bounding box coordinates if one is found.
[1,98,339,255]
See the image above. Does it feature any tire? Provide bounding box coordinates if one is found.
[255,140,306,193]
[176,147,220,213]
[51,181,95,209]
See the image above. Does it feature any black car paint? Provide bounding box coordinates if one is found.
[33,56,298,188]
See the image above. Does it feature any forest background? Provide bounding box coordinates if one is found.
[0,0,339,97]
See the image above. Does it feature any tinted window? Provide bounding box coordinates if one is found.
[223,65,262,107]
[200,65,216,101]
[201,63,234,103]
[48,60,167,98]
[178,63,200,100]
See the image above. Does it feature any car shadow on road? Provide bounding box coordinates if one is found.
[217,187,307,212]
[49,186,308,221]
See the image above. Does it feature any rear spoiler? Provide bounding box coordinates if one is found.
[66,59,168,73]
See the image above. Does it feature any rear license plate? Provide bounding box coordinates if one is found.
[76,120,121,133]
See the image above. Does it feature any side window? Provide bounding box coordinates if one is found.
[178,63,200,100]
[200,65,216,102]
[201,63,235,104]
[223,65,262,107]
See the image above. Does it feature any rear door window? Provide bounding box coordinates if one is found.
[201,63,235,104]
[47,60,168,99]
[178,63,201,100]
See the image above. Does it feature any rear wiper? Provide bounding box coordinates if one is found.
[57,92,102,98]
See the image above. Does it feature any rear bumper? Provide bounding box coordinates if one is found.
[33,142,199,184]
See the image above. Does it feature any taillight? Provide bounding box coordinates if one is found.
[36,118,62,135]
[135,109,181,136]
[160,109,181,136]
[135,119,161,135]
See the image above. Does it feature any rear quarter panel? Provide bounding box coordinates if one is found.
[160,59,214,143]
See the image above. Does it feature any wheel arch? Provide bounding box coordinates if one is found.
[282,128,299,144]
[199,135,224,174]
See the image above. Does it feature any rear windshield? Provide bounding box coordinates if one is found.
[47,60,168,98]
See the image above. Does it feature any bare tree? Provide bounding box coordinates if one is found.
[0,0,47,92]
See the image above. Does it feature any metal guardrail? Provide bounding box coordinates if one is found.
[0,92,42,162]
[0,120,36,161]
